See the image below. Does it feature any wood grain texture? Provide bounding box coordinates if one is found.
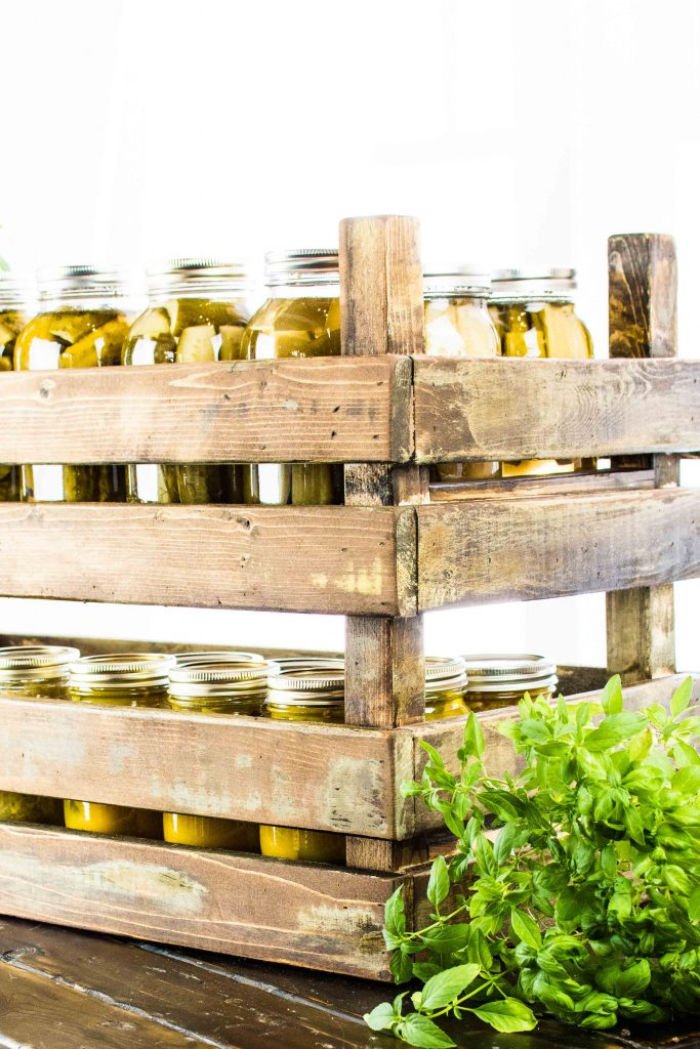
[607,233,679,684]
[430,467,655,502]
[0,823,403,979]
[414,357,700,461]
[0,356,413,465]
[0,502,413,616]
[0,696,413,838]
[417,487,700,610]
[407,674,700,833]
[340,217,426,872]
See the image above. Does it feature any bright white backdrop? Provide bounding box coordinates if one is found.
[0,0,697,668]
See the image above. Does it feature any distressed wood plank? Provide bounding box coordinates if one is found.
[430,467,655,501]
[407,674,700,833]
[607,233,679,684]
[340,216,426,872]
[417,488,700,610]
[0,356,413,465]
[0,823,402,980]
[414,357,700,462]
[0,502,412,616]
[0,696,413,838]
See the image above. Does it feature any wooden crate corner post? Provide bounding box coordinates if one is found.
[339,215,426,871]
[607,233,678,683]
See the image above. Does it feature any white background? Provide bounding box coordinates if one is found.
[0,0,697,668]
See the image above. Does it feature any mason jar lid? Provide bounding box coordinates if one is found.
[467,674,558,695]
[461,654,556,684]
[423,266,490,299]
[69,652,175,689]
[169,657,268,700]
[266,663,344,706]
[36,264,131,305]
[175,650,265,666]
[265,249,339,289]
[424,655,468,694]
[146,258,251,300]
[491,268,576,303]
[0,644,80,682]
[0,272,29,309]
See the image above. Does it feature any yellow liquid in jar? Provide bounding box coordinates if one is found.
[241,297,342,505]
[164,812,259,850]
[466,684,555,712]
[424,688,469,720]
[64,800,161,838]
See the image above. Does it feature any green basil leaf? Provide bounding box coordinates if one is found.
[601,674,623,715]
[471,998,537,1033]
[585,712,647,752]
[427,855,450,909]
[671,676,694,717]
[419,963,481,1010]
[385,885,406,937]
[688,885,700,921]
[364,1002,397,1031]
[398,1013,456,1048]
[510,908,542,950]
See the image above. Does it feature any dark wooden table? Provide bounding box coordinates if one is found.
[0,916,696,1048]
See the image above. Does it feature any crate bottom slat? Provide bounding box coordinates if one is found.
[0,822,409,980]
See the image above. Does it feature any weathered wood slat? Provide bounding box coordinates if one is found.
[430,467,655,501]
[0,502,413,616]
[0,356,413,465]
[417,487,700,610]
[0,696,412,838]
[0,823,400,979]
[406,674,700,833]
[414,357,700,462]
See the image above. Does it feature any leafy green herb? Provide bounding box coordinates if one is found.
[365,676,700,1045]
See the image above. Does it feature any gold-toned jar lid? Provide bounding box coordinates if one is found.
[0,644,80,682]
[169,656,268,700]
[266,662,344,707]
[69,652,175,689]
[146,258,251,299]
[265,249,338,288]
[425,655,468,694]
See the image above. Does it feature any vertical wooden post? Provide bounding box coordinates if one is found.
[340,216,426,871]
[606,234,678,683]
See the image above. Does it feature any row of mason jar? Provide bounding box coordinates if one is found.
[0,645,557,865]
[0,253,594,504]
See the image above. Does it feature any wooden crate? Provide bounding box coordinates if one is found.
[0,221,697,980]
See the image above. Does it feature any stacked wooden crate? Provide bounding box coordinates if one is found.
[0,219,697,979]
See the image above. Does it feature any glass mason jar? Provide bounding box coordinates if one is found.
[490,269,594,477]
[163,653,267,850]
[240,250,343,506]
[64,653,174,837]
[0,644,79,824]
[15,265,131,502]
[122,260,252,505]
[424,656,469,719]
[461,654,557,711]
[260,661,346,864]
[424,268,501,482]
[0,274,29,500]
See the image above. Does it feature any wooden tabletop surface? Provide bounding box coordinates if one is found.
[0,916,696,1049]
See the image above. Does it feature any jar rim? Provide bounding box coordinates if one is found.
[0,644,80,682]
[461,654,555,679]
[490,268,576,302]
[36,264,131,304]
[69,652,175,686]
[145,258,251,299]
[467,674,558,694]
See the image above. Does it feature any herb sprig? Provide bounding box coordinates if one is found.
[365,676,700,1047]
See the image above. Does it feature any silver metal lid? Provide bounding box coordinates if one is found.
[265,249,339,289]
[36,264,130,304]
[467,674,558,695]
[491,268,576,302]
[266,663,344,706]
[423,266,490,299]
[0,644,80,682]
[425,655,468,694]
[462,653,557,686]
[69,652,175,688]
[169,657,268,701]
[146,258,251,300]
[0,272,28,309]
[175,650,265,666]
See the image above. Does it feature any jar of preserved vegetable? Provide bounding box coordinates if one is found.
[0,274,30,500]
[490,269,594,477]
[424,656,469,719]
[122,259,252,504]
[64,653,174,837]
[163,654,267,850]
[241,250,342,506]
[0,644,80,825]
[424,267,500,482]
[15,265,131,501]
[461,654,557,711]
[260,662,345,864]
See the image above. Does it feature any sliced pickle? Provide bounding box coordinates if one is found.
[218,324,245,360]
[59,318,128,368]
[175,324,217,363]
[126,306,171,340]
